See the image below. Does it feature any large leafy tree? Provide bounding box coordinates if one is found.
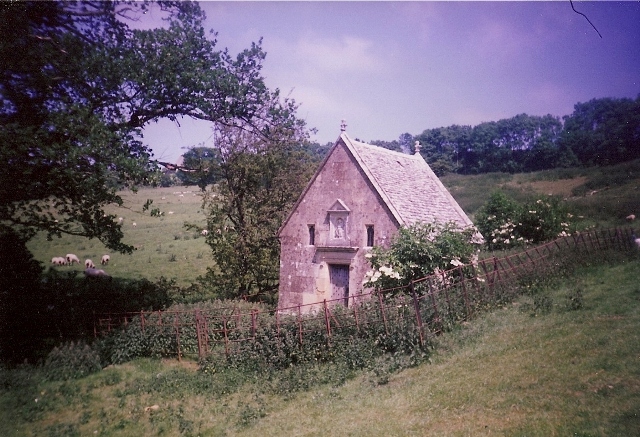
[192,121,315,303]
[0,1,290,252]
[176,147,222,189]
[559,96,640,167]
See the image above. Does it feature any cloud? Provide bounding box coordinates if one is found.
[299,35,381,72]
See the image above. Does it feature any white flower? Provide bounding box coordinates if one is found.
[492,238,497,243]
[504,239,510,244]
[450,259,463,267]
[364,253,373,259]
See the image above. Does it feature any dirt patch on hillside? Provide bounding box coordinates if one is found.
[507,176,588,198]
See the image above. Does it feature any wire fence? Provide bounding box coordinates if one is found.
[95,227,636,361]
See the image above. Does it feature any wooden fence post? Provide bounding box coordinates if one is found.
[297,305,303,346]
[427,277,442,333]
[377,292,389,335]
[410,282,424,347]
[458,267,471,318]
[223,317,229,358]
[251,309,257,341]
[323,300,331,338]
[353,299,360,332]
[174,314,181,361]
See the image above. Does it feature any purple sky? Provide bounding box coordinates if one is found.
[141,1,640,163]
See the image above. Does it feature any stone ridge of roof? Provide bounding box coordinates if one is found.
[341,133,474,228]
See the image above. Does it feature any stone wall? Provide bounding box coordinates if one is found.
[278,141,399,311]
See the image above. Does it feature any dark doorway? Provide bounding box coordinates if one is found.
[329,264,350,306]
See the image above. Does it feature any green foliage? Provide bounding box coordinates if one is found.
[565,286,584,311]
[410,97,639,176]
[476,192,572,251]
[192,124,315,302]
[560,96,640,166]
[43,342,102,381]
[1,1,308,254]
[363,222,479,292]
[176,147,222,189]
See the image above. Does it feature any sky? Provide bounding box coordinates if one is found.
[141,1,640,163]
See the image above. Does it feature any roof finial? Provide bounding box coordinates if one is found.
[414,141,421,155]
[340,119,347,132]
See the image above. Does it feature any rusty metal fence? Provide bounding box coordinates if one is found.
[95,227,636,360]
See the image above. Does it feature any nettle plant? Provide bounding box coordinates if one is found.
[363,222,479,293]
[476,192,572,251]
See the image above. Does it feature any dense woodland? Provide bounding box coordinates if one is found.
[168,95,640,185]
[370,96,640,176]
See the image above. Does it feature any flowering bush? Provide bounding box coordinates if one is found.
[476,192,572,251]
[363,222,479,293]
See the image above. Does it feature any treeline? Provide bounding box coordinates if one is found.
[368,96,640,175]
[162,95,640,187]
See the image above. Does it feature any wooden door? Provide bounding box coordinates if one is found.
[329,264,350,306]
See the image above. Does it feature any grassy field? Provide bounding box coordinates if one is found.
[1,257,638,436]
[25,160,640,287]
[27,187,211,287]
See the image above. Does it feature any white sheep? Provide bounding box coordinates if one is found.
[201,229,208,236]
[101,254,110,265]
[633,231,640,248]
[85,259,95,269]
[84,268,111,279]
[626,214,636,221]
[66,253,80,265]
[51,256,66,266]
[132,222,137,227]
[118,217,124,224]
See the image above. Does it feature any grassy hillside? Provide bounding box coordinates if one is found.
[442,160,640,228]
[2,257,638,436]
[27,187,211,287]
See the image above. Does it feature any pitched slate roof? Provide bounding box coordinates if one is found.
[278,132,474,236]
[341,133,473,228]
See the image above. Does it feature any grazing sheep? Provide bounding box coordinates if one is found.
[66,253,80,265]
[118,217,124,224]
[101,254,110,265]
[632,231,640,248]
[51,256,66,266]
[132,222,137,227]
[85,259,95,269]
[84,268,111,279]
[626,214,636,221]
[201,229,208,236]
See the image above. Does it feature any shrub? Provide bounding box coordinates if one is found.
[476,191,572,251]
[43,341,102,380]
[363,221,479,292]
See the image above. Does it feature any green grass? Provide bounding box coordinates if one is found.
[2,257,639,436]
[27,187,211,287]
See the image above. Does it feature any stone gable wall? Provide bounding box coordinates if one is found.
[278,141,399,310]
